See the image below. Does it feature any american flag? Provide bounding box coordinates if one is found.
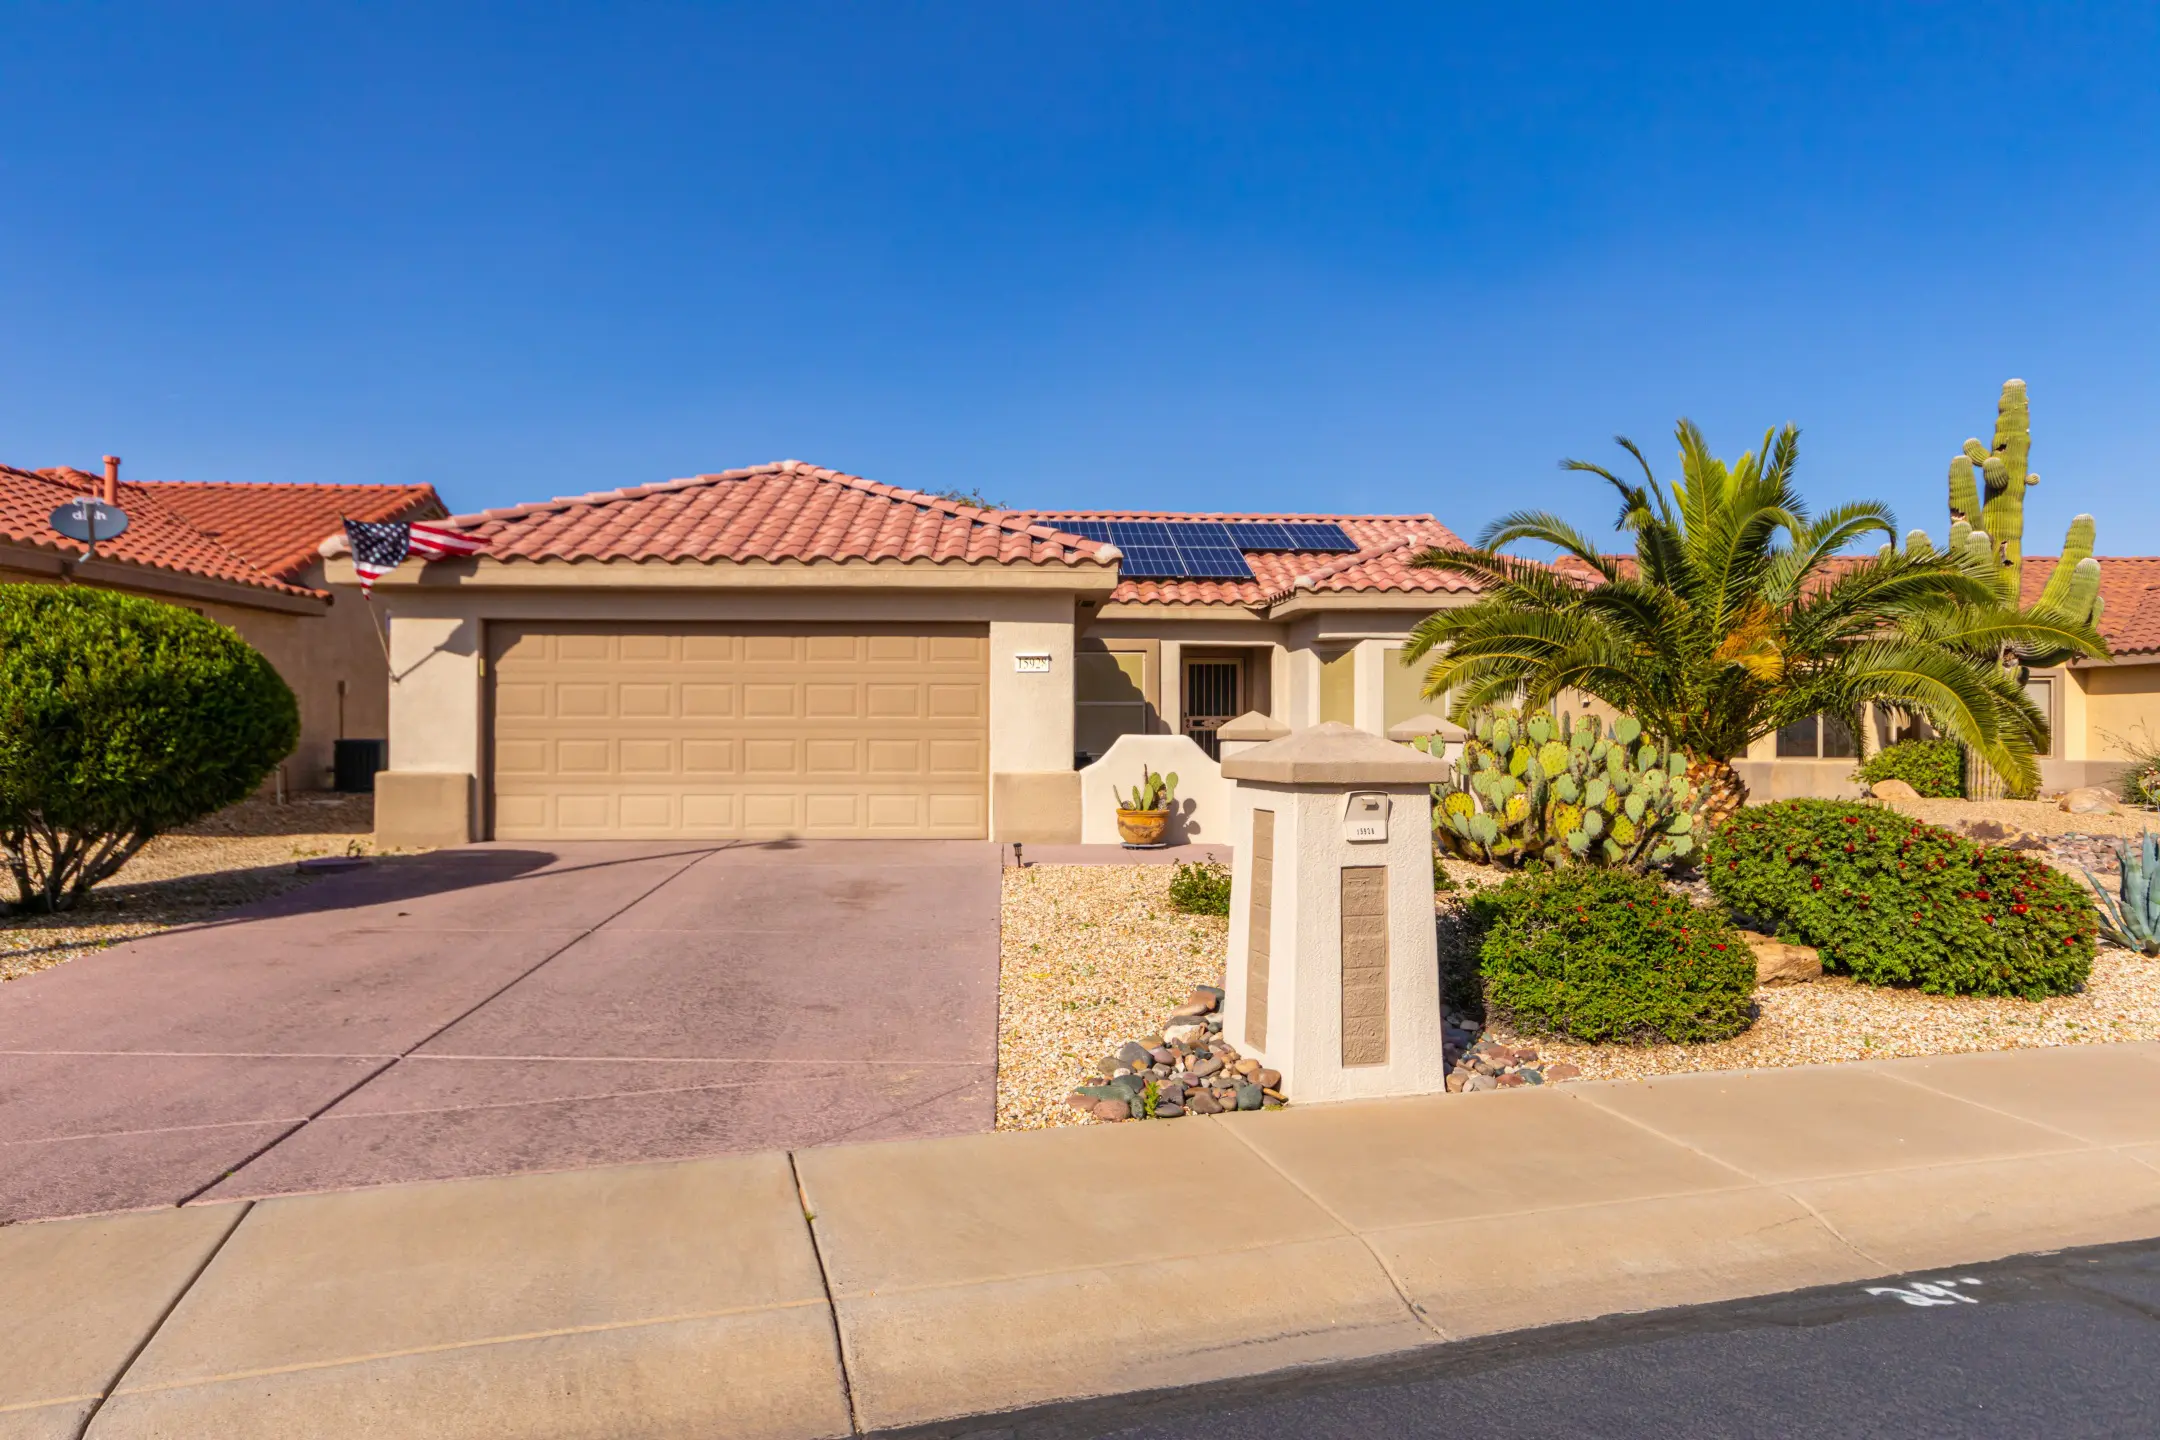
[342,518,488,594]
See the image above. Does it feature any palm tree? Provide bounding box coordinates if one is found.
[1404,420,2104,824]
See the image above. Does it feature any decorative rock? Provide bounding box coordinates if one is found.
[1743,931,1823,987]
[1191,985,1225,1008]
[1868,778,1921,802]
[1204,1015,1224,1032]
[1191,1057,1223,1079]
[1234,1058,1263,1078]
[2061,786,2120,816]
[1256,1068,1282,1090]
[1234,1084,1265,1111]
[1092,1099,1133,1122]
[1545,1063,1582,1081]
[1096,1057,1121,1079]
[1186,1091,1223,1114]
[1154,1102,1185,1118]
[1520,1070,1543,1085]
[1445,1073,1467,1093]
[1159,1081,1187,1105]
[1465,1074,1499,1093]
[1149,1047,1176,1066]
[1116,1041,1152,1067]
[1496,1073,1526,1088]
[1168,1002,1211,1019]
[1065,1092,1095,1111]
[1162,1020,1208,1046]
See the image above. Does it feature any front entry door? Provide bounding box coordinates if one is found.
[1183,657,1243,759]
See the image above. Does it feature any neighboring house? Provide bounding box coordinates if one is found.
[1738,555,2160,799]
[335,460,2160,846]
[0,460,445,791]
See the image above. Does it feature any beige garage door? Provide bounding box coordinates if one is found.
[488,624,989,840]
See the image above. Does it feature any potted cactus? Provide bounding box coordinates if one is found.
[1116,767,1179,847]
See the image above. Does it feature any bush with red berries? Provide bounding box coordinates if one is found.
[1705,800,2096,998]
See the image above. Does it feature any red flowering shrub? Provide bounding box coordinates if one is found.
[1705,800,2096,998]
[1466,867,1756,1043]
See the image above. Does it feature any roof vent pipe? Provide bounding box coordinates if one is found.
[102,455,120,506]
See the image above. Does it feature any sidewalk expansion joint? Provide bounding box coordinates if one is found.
[788,1149,864,1436]
[75,1199,253,1440]
[1566,1093,1892,1272]
[1218,1121,1450,1342]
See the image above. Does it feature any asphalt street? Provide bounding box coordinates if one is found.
[962,1239,2160,1440]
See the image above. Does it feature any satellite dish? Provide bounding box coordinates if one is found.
[48,498,129,553]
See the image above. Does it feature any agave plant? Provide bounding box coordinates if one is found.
[2084,831,2160,958]
[1119,768,1178,812]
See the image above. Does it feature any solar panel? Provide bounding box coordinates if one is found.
[1223,522,1295,551]
[1154,522,1249,579]
[1039,517,1363,578]
[1116,544,1188,578]
[1279,523,1358,552]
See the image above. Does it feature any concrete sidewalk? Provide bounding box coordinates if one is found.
[9,1043,2160,1439]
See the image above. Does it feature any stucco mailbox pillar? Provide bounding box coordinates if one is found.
[1219,722,1451,1103]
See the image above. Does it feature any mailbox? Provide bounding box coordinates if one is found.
[1342,791,1390,842]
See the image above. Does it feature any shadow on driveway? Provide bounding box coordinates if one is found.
[0,839,1002,1223]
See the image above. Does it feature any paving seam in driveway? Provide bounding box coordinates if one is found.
[184,846,726,1205]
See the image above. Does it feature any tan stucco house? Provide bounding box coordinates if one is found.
[337,461,2160,846]
[1,459,445,791]
[338,461,1495,847]
[1735,554,2160,800]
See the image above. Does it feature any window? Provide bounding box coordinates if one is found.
[1075,642,1152,763]
[1318,648,1356,725]
[1776,713,1855,759]
[2024,675,2059,758]
[1383,646,1439,729]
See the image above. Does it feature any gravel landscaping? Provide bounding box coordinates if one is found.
[997,802,2160,1121]
[1,793,389,983]
[997,863,1228,1130]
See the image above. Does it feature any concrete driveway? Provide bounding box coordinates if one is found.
[0,840,1000,1223]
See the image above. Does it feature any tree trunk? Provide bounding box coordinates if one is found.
[1687,757,1750,833]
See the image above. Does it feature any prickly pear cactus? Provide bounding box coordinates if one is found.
[1431,706,1706,873]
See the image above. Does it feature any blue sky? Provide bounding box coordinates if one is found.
[5,2,2157,554]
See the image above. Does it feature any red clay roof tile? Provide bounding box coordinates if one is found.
[138,481,442,583]
[418,462,1116,568]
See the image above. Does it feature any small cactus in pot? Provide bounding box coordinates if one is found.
[1115,767,1179,847]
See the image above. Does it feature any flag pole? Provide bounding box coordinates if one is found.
[367,591,397,680]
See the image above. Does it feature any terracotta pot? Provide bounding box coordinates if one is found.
[1116,808,1169,846]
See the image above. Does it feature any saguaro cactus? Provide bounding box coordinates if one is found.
[1944,379,2101,623]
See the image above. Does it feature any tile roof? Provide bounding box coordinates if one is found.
[1011,511,1479,606]
[0,466,327,600]
[420,461,1115,568]
[137,481,442,583]
[2023,555,2160,657]
[1557,550,2160,658]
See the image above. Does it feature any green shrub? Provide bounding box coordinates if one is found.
[1467,867,1756,1043]
[2105,725,2160,808]
[0,585,298,913]
[1167,859,1232,916]
[1705,799,2096,998]
[1852,739,1962,798]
